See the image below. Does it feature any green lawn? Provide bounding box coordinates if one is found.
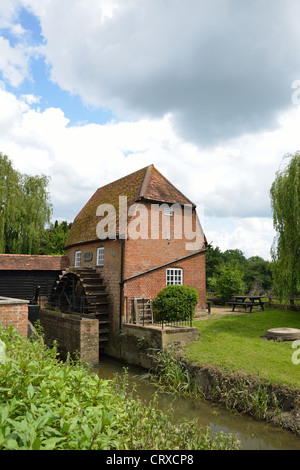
[184,309,300,388]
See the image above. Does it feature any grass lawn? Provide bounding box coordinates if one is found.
[184,309,300,389]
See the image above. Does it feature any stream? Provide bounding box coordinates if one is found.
[93,356,300,451]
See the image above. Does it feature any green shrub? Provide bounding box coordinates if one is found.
[153,285,199,322]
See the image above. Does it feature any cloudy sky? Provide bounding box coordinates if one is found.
[1,0,300,260]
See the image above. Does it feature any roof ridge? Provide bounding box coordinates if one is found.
[138,164,154,200]
[140,166,196,207]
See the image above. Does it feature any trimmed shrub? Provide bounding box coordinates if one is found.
[153,285,199,322]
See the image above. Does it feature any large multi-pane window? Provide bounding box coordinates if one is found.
[97,247,105,266]
[166,268,183,285]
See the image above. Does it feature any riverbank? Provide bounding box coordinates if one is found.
[148,342,300,438]
[173,308,300,437]
[182,357,300,437]
[94,356,300,450]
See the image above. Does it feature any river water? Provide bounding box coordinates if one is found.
[93,356,300,451]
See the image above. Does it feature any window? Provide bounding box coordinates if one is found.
[97,247,105,266]
[164,206,174,216]
[75,251,81,267]
[166,268,183,285]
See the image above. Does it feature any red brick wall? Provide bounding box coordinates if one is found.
[123,203,206,321]
[123,251,206,321]
[66,203,206,329]
[0,299,28,337]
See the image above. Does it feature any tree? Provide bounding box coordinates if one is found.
[0,153,52,254]
[208,264,245,300]
[39,220,72,255]
[205,244,224,281]
[244,256,273,294]
[270,152,300,300]
[222,249,247,267]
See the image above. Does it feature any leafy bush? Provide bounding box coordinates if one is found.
[208,264,244,300]
[0,326,240,450]
[153,285,199,322]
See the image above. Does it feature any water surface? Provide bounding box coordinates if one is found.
[93,356,300,450]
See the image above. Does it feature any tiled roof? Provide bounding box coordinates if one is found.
[0,254,69,271]
[66,165,196,247]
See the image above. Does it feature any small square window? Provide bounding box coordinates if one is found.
[166,268,183,285]
[97,247,105,266]
[75,251,81,267]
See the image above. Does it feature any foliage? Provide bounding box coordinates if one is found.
[205,244,224,280]
[150,345,192,395]
[270,152,300,301]
[244,256,273,294]
[0,326,240,450]
[206,244,273,295]
[0,153,52,254]
[222,249,247,267]
[208,263,244,300]
[153,285,199,322]
[39,220,72,255]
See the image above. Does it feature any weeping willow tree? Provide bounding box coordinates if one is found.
[0,153,52,254]
[270,152,300,301]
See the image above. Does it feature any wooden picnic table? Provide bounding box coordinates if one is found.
[229,295,267,313]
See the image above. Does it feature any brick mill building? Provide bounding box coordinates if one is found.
[0,165,206,354]
[64,165,207,333]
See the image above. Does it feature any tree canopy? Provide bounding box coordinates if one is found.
[0,153,52,254]
[39,220,72,255]
[270,152,300,300]
[206,244,273,297]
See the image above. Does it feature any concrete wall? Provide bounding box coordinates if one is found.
[40,309,99,364]
[0,296,29,337]
[106,323,199,369]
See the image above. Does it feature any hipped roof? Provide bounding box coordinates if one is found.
[65,164,196,248]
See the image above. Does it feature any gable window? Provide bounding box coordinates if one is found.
[75,251,81,267]
[164,206,174,216]
[97,247,105,266]
[166,268,183,285]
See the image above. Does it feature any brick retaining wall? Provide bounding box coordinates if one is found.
[40,309,99,364]
[0,297,29,337]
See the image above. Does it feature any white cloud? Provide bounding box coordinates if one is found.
[0,88,298,258]
[20,0,300,145]
[204,217,275,260]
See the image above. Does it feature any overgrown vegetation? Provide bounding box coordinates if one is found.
[0,326,240,450]
[149,346,282,424]
[150,346,193,395]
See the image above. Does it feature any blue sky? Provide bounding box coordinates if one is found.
[1,0,300,259]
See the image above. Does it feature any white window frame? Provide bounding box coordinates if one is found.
[166,268,183,286]
[97,247,105,266]
[164,206,174,216]
[75,251,81,267]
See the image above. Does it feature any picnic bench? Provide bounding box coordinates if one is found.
[228,295,268,313]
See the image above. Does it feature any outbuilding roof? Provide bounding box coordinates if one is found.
[65,165,196,247]
[0,254,69,271]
